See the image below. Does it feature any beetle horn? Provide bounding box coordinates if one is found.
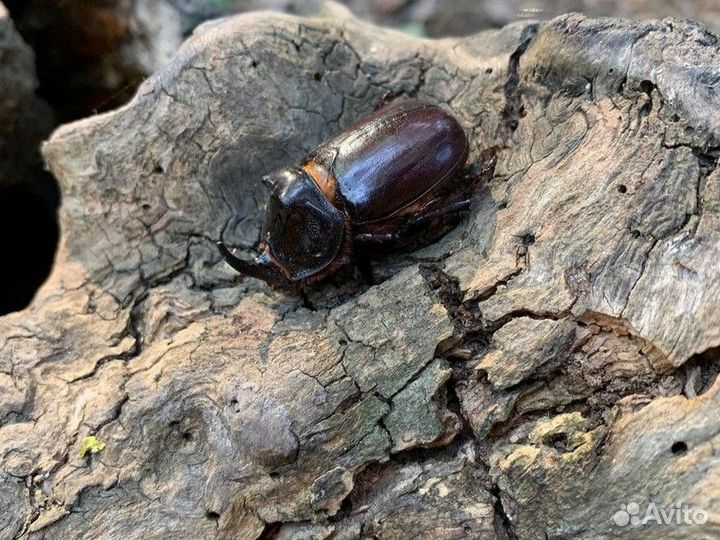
[216,242,288,284]
[261,175,276,190]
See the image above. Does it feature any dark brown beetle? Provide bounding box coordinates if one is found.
[218,99,475,285]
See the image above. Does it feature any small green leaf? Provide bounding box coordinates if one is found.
[79,436,106,458]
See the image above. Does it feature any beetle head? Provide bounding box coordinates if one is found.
[218,167,345,285]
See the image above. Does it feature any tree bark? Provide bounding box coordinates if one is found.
[1,3,719,539]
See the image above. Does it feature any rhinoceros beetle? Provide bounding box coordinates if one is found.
[218,99,478,286]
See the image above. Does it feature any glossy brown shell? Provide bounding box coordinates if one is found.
[306,100,469,224]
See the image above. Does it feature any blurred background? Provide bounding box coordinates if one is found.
[1,0,718,315]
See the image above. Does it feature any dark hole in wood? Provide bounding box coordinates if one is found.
[671,441,688,455]
[546,432,568,448]
[640,79,655,95]
[258,522,282,540]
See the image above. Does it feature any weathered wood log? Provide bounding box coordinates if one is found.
[7,0,720,121]
[1,3,719,540]
[354,0,720,37]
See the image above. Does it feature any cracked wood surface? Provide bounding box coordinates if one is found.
[2,4,720,540]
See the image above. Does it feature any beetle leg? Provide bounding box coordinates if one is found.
[354,196,472,251]
[354,231,400,245]
[376,89,404,109]
[354,257,376,285]
[405,198,472,228]
[465,150,497,185]
[391,196,473,247]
